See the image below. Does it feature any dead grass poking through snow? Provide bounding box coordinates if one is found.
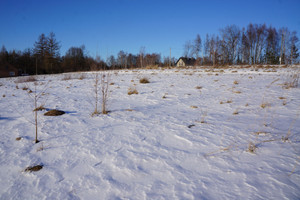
[24,164,43,172]
[247,142,257,153]
[260,102,271,109]
[33,105,46,111]
[233,109,239,115]
[128,87,138,95]
[139,77,150,84]
[283,72,299,89]
[44,109,65,116]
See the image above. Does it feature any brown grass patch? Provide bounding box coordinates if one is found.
[260,102,271,109]
[44,109,65,116]
[128,87,138,95]
[233,110,239,115]
[15,76,37,83]
[24,164,43,172]
[139,77,150,84]
[34,105,46,111]
[15,137,22,141]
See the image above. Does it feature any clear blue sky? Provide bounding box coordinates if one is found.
[0,0,299,60]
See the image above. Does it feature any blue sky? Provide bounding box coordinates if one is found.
[0,0,299,59]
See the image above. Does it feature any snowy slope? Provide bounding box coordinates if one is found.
[0,66,299,199]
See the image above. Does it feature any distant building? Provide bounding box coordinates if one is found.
[0,64,19,78]
[175,57,196,67]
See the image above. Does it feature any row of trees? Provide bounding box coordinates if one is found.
[184,23,299,65]
[1,23,299,77]
[0,33,171,76]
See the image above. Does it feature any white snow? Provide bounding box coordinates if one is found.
[0,66,299,199]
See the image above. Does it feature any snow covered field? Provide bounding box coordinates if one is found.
[0,66,299,199]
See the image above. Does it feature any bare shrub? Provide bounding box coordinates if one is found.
[283,72,299,89]
[25,80,50,143]
[62,74,72,81]
[100,74,110,114]
[15,76,37,83]
[92,72,111,116]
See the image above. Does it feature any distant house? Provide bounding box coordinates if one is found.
[0,64,19,78]
[175,57,196,67]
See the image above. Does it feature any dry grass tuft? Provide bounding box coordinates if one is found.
[260,102,271,109]
[139,77,150,84]
[247,142,256,153]
[15,76,37,83]
[128,87,138,95]
[24,164,43,172]
[15,137,22,141]
[33,105,46,111]
[233,90,242,94]
[233,109,239,115]
[44,109,65,116]
[62,74,72,81]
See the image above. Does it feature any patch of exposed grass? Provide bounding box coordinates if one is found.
[44,109,65,116]
[247,142,256,153]
[139,77,150,84]
[33,105,46,111]
[15,137,22,141]
[261,102,271,109]
[24,164,43,172]
[128,87,138,95]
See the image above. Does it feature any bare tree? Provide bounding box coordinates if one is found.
[183,40,192,57]
[289,31,299,64]
[139,46,145,68]
[23,78,49,143]
[220,25,240,64]
[192,34,202,59]
[91,65,110,116]
[100,73,110,114]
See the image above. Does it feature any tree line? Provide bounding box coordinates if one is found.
[0,32,168,77]
[1,23,299,77]
[184,23,299,66]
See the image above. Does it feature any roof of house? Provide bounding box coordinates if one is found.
[176,57,196,66]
